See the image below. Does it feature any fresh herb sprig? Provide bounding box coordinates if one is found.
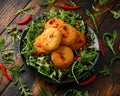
[64,0,76,6]
[92,5,111,17]
[0,36,5,52]
[6,26,20,45]
[9,65,21,84]
[39,87,90,96]
[19,81,33,96]
[103,30,118,55]
[0,36,15,64]
[110,56,120,65]
[110,10,120,19]
[86,10,99,33]
[1,49,15,64]
[100,64,110,76]
[39,0,56,6]
[94,0,108,5]
[16,6,34,15]
[63,89,90,96]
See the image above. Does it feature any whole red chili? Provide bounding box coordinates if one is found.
[61,4,81,10]
[0,64,12,81]
[118,44,120,50]
[98,38,105,56]
[16,15,32,25]
[79,75,96,86]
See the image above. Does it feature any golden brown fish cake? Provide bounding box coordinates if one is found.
[51,46,74,68]
[69,31,86,50]
[41,28,61,51]
[44,18,65,29]
[33,35,49,54]
[59,24,77,45]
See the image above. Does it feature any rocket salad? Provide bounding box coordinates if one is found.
[20,8,99,83]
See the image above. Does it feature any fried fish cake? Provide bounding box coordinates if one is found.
[51,46,74,68]
[69,31,86,50]
[33,35,49,54]
[41,28,61,51]
[59,24,77,45]
[44,18,65,29]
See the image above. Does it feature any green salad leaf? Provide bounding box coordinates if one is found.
[39,0,56,6]
[103,30,117,55]
[0,36,5,52]
[94,0,108,5]
[110,10,120,19]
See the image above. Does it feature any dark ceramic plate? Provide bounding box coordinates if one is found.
[20,14,99,83]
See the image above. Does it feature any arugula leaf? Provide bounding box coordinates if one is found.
[63,89,90,96]
[92,5,101,12]
[19,81,33,96]
[94,0,108,5]
[6,26,20,45]
[64,0,76,6]
[39,86,49,96]
[39,87,90,96]
[99,0,108,5]
[103,30,117,55]
[86,10,99,33]
[9,65,20,84]
[80,47,98,63]
[45,8,58,19]
[39,0,56,6]
[110,56,120,65]
[100,64,110,76]
[110,10,120,19]
[1,49,15,64]
[16,6,34,15]
[0,36,5,52]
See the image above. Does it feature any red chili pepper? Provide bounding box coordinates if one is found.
[61,4,81,10]
[0,64,12,81]
[118,44,120,50]
[79,75,96,86]
[16,15,32,25]
[98,38,105,56]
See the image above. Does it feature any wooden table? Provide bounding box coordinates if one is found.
[0,0,120,96]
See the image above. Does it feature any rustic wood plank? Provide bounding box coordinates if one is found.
[31,78,57,96]
[0,38,25,94]
[0,0,46,47]
[88,0,120,95]
[1,66,35,96]
[86,0,118,31]
[0,0,31,34]
[0,43,16,94]
[0,0,45,95]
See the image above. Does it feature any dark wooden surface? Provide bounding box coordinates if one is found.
[0,0,120,96]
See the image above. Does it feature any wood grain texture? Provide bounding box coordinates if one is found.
[31,78,57,96]
[1,66,35,96]
[0,0,45,95]
[0,0,30,34]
